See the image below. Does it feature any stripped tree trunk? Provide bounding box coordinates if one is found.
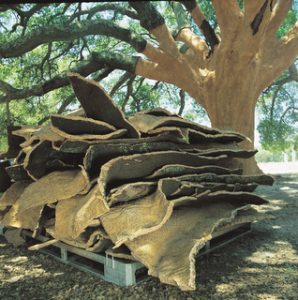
[129,0,297,174]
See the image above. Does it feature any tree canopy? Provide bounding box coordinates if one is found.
[0,1,297,162]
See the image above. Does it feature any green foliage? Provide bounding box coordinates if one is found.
[257,69,298,153]
[255,148,283,163]
[277,7,297,38]
[0,1,297,159]
[258,119,294,152]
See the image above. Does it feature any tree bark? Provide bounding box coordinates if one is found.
[203,85,261,174]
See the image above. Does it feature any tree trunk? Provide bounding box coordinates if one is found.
[203,85,262,175]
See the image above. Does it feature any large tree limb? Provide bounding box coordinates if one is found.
[129,1,180,58]
[211,0,242,37]
[0,19,147,58]
[266,0,292,37]
[0,52,139,103]
[171,2,208,63]
[180,0,219,50]
[175,28,208,65]
[244,0,269,22]
[259,22,298,91]
[250,0,270,35]
[129,1,165,32]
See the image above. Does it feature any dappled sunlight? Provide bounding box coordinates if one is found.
[9,256,28,263]
[257,293,280,300]
[253,199,286,214]
[246,240,298,265]
[215,282,239,295]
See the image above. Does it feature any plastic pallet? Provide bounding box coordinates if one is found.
[1,223,251,286]
[21,229,147,286]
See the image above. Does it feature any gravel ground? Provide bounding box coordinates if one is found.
[0,174,297,300]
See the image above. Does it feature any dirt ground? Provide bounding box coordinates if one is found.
[0,174,297,300]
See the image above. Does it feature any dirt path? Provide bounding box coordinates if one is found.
[0,174,297,300]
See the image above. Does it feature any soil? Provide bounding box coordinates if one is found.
[0,174,297,300]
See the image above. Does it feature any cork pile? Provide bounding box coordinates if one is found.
[0,74,273,290]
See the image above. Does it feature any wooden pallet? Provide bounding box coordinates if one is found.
[1,223,251,287]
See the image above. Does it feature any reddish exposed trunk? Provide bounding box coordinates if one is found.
[203,87,262,174]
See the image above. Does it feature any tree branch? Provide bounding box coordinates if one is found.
[250,0,270,35]
[68,3,139,23]
[178,89,185,115]
[122,75,136,112]
[0,52,140,103]
[92,67,114,82]
[259,22,298,90]
[211,0,243,36]
[270,83,283,120]
[280,106,298,124]
[266,0,291,37]
[110,71,134,97]
[129,1,180,57]
[244,0,269,21]
[180,0,219,50]
[0,19,147,58]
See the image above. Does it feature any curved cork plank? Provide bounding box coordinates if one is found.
[15,150,26,164]
[165,182,257,199]
[187,128,245,143]
[125,203,243,291]
[51,125,127,142]
[24,140,84,180]
[55,185,109,240]
[190,181,258,192]
[146,164,242,179]
[1,203,44,231]
[45,226,112,253]
[138,107,181,117]
[173,190,268,207]
[16,168,89,214]
[19,125,64,149]
[51,114,117,135]
[100,181,174,248]
[176,173,274,186]
[46,226,90,249]
[194,148,257,158]
[24,141,53,180]
[12,126,39,140]
[146,126,186,137]
[199,182,258,193]
[128,112,221,135]
[83,141,189,176]
[98,151,227,196]
[5,164,31,182]
[86,236,113,253]
[58,132,188,154]
[108,182,157,206]
[68,73,140,138]
[0,181,31,211]
[45,159,76,172]
[105,245,136,261]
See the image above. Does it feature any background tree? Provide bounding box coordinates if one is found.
[0,1,297,173]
